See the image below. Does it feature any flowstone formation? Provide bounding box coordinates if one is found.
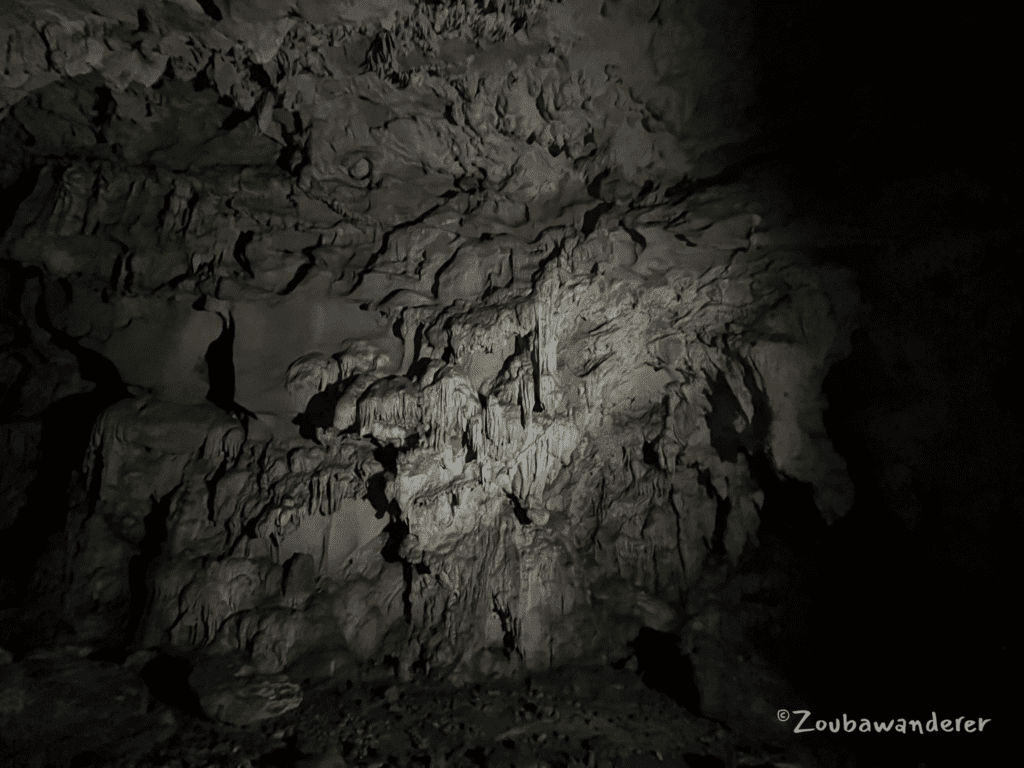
[1,0,860,738]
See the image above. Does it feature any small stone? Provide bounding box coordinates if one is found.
[383,685,401,704]
[348,158,372,180]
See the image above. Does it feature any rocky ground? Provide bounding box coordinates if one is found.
[2,647,845,768]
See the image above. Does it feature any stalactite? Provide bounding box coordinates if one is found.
[517,371,534,427]
[485,399,502,442]
[421,368,480,451]
[535,278,558,376]
[357,377,422,437]
[469,413,485,459]
[310,474,321,518]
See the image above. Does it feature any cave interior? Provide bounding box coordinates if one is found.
[0,2,1017,768]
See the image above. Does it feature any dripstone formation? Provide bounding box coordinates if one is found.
[0,2,1014,768]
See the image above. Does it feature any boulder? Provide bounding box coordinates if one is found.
[188,653,303,726]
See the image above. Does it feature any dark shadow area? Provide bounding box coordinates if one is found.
[378,510,408,564]
[805,345,1014,767]
[461,427,477,461]
[256,745,307,768]
[248,63,272,90]
[220,109,251,132]
[231,231,255,277]
[194,0,222,23]
[293,381,342,440]
[746,453,827,552]
[378,514,415,624]
[0,268,130,645]
[641,439,659,468]
[738,454,832,699]
[664,146,783,200]
[709,493,730,557]
[704,370,745,464]
[0,349,30,421]
[628,627,700,714]
[365,473,387,514]
[585,168,609,198]
[203,312,236,412]
[0,164,41,239]
[68,751,102,768]
[504,492,531,525]
[124,491,172,648]
[278,260,314,295]
[138,653,204,718]
[619,222,645,248]
[275,145,304,175]
[371,441,399,474]
[580,201,613,236]
[747,1,1019,197]
[682,755,725,768]
[135,8,150,34]
[405,356,434,382]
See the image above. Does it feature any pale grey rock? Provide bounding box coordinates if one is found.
[286,353,341,413]
[337,338,396,379]
[332,372,381,432]
[0,0,860,709]
[189,653,303,726]
[282,552,317,606]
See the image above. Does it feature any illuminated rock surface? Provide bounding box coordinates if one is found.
[0,2,1015,767]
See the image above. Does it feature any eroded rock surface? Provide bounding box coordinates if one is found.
[0,0,862,680]
[13,2,1014,767]
[188,652,304,726]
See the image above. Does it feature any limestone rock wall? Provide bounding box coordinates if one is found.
[0,0,862,679]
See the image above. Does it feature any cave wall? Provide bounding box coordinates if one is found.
[2,4,1013,747]
[0,3,1016,766]
[0,0,867,677]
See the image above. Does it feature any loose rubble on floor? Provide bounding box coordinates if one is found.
[2,642,839,768]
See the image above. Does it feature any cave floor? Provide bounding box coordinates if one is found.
[82,663,808,768]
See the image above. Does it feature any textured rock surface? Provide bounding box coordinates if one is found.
[0,0,858,677]
[0,1,1016,767]
[188,652,304,726]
